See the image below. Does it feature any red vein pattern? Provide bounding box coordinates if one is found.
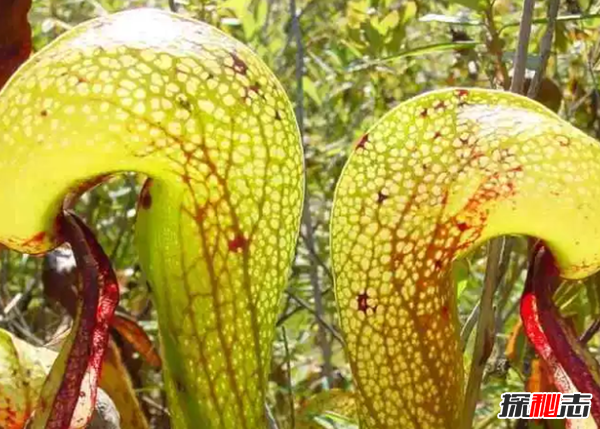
[0,10,304,428]
[332,88,600,428]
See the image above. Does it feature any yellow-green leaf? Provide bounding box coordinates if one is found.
[0,330,55,429]
[303,76,322,106]
[331,88,600,428]
[0,9,304,429]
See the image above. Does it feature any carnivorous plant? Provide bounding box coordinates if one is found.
[0,9,304,428]
[331,88,600,428]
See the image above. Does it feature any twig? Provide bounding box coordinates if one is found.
[289,0,335,387]
[460,241,514,350]
[0,247,7,298]
[495,255,528,331]
[265,403,280,429]
[483,6,510,88]
[282,326,295,428]
[8,318,44,346]
[527,0,560,98]
[109,175,137,261]
[258,0,274,47]
[510,0,536,93]
[568,89,595,117]
[460,238,506,429]
[285,290,344,345]
[501,294,521,327]
[299,232,334,283]
[276,0,327,72]
[580,18,600,138]
[461,3,537,425]
[277,284,334,327]
[581,318,600,344]
[277,303,303,326]
[290,0,304,139]
[2,292,25,319]
[141,395,171,416]
[460,304,480,352]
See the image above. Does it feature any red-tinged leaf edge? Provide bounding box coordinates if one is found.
[521,242,600,424]
[42,249,160,368]
[36,212,119,429]
[111,314,161,369]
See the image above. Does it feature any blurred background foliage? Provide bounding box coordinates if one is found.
[3,0,600,428]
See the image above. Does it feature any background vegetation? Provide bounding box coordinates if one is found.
[3,0,600,427]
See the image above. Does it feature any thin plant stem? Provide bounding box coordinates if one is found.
[285,290,344,345]
[461,2,537,426]
[527,0,560,98]
[289,0,334,387]
[510,0,536,93]
[484,5,510,88]
[282,327,295,429]
[460,238,506,429]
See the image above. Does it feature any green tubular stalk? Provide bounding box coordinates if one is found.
[0,9,304,428]
[331,88,600,428]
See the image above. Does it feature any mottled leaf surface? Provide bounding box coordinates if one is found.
[331,88,600,428]
[0,330,55,429]
[0,9,304,429]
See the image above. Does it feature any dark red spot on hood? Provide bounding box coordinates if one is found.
[357,290,377,314]
[230,53,248,75]
[228,233,247,252]
[434,100,447,110]
[356,134,369,150]
[377,191,388,204]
